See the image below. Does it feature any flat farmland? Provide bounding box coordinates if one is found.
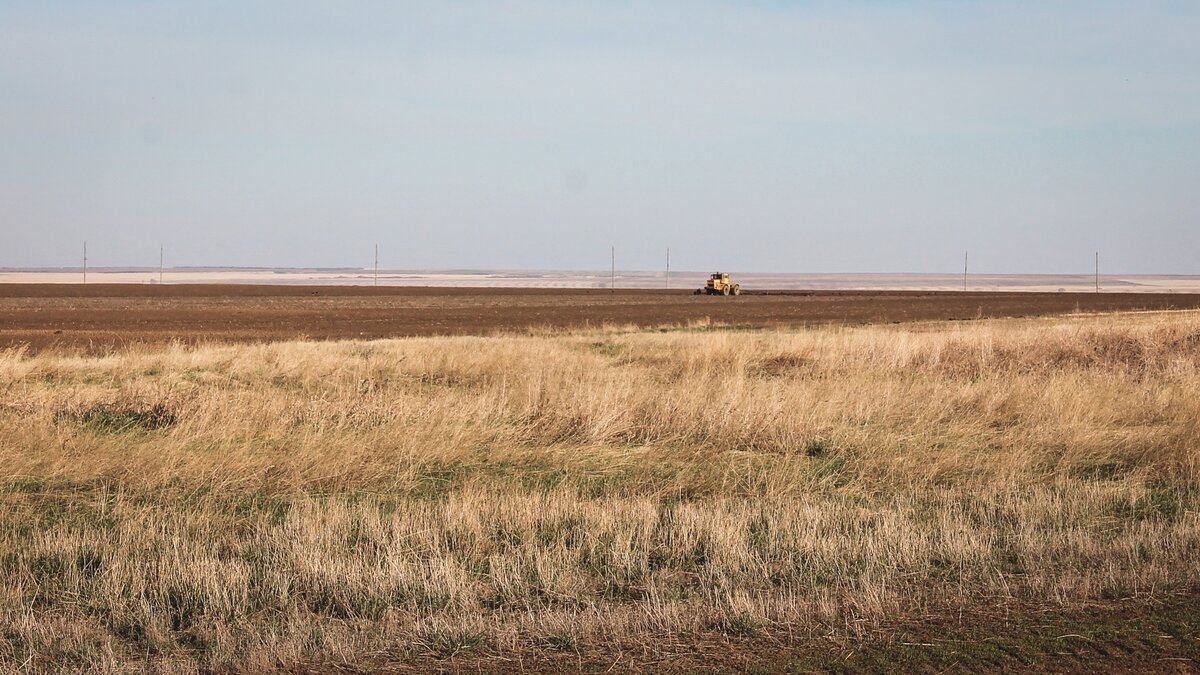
[4,285,1200,672]
[4,284,1200,352]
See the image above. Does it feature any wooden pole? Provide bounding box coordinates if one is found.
[610,246,615,293]
[159,244,164,285]
[83,241,87,284]
[374,244,379,287]
[1095,251,1099,293]
[666,247,670,290]
[963,251,968,291]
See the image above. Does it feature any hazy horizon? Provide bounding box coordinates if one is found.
[3,2,1197,274]
[7,264,1200,277]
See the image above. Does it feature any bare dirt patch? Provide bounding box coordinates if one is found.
[297,594,1200,673]
[3,284,1200,353]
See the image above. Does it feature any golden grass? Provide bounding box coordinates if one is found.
[2,312,1199,671]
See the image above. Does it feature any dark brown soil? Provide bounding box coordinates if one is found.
[3,284,1200,353]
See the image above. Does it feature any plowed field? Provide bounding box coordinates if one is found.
[3,284,1200,352]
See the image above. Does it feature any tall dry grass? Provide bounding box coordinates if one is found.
[1,312,1199,671]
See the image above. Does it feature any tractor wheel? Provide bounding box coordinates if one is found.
[693,288,702,295]
[732,285,741,296]
[721,285,731,296]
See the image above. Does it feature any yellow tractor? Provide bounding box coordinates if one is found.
[696,272,741,296]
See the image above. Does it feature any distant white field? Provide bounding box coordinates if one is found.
[2,269,1200,292]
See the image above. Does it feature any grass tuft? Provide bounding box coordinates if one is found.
[54,402,176,433]
[716,612,762,637]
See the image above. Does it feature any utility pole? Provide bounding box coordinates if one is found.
[1095,251,1099,293]
[83,241,87,284]
[159,244,164,285]
[665,247,670,290]
[610,246,615,293]
[374,244,379,287]
[963,251,968,292]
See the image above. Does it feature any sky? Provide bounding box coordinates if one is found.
[1,1,1198,273]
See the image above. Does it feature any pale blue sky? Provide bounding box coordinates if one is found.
[1,1,1197,272]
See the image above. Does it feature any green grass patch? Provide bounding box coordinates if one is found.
[54,403,176,433]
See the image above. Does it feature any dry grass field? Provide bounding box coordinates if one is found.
[2,311,1200,671]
